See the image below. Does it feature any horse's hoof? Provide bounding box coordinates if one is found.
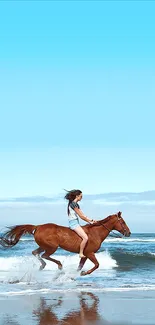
[39,264,46,271]
[80,271,87,276]
[58,264,63,270]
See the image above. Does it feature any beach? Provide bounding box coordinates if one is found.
[0,290,155,325]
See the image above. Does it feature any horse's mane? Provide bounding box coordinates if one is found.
[86,214,117,228]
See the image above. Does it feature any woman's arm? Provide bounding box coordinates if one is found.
[74,207,94,224]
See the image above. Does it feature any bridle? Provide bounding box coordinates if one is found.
[101,214,128,238]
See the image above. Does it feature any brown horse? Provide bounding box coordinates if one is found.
[0,211,131,276]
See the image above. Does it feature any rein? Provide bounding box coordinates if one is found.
[101,215,126,239]
[102,223,122,238]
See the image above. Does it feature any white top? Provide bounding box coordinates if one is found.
[68,201,80,221]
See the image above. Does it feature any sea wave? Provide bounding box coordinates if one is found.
[111,251,155,268]
[0,251,117,273]
[1,247,155,272]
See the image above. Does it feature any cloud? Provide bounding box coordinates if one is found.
[93,200,155,206]
[0,190,155,206]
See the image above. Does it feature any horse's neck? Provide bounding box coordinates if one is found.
[97,219,115,242]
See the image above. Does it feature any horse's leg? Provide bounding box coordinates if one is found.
[80,253,99,276]
[32,247,46,270]
[41,248,63,270]
[77,257,87,271]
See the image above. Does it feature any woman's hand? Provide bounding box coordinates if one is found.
[89,219,97,224]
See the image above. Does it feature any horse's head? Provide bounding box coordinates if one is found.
[113,211,131,237]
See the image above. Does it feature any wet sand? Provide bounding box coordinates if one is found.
[0,290,155,325]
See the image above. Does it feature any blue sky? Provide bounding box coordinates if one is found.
[0,148,155,198]
[0,1,155,198]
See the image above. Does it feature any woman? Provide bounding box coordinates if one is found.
[64,189,96,258]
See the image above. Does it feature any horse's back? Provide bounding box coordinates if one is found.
[34,223,73,240]
[36,223,70,231]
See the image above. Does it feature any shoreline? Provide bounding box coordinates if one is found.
[1,285,155,297]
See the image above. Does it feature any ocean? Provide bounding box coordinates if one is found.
[0,232,155,296]
[1,232,155,324]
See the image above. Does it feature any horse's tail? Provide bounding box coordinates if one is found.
[0,224,37,248]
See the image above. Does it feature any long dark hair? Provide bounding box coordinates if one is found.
[64,189,82,215]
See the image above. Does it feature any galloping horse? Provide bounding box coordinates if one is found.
[0,211,131,276]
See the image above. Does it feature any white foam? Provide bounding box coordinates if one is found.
[1,285,155,296]
[105,238,155,242]
[0,256,37,272]
[0,251,117,273]
[0,251,117,287]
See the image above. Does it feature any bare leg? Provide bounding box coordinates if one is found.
[41,249,63,270]
[77,257,87,271]
[73,226,88,258]
[81,253,99,276]
[32,247,46,270]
